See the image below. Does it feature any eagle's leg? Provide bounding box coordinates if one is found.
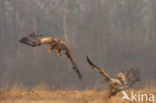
[48,49,52,54]
[56,52,61,56]
[110,85,122,97]
[48,48,56,54]
[55,49,61,56]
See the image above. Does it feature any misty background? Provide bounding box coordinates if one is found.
[0,0,156,89]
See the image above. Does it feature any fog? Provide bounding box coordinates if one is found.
[0,0,156,89]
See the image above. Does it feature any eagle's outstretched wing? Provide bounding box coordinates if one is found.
[19,32,52,47]
[125,68,140,88]
[64,46,82,79]
[87,56,110,82]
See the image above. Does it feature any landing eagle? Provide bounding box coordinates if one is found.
[19,32,82,79]
[87,56,140,97]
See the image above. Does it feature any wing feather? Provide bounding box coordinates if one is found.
[64,46,82,79]
[19,32,52,47]
[87,56,110,81]
[125,68,140,88]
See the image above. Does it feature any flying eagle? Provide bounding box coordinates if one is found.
[19,32,82,79]
[87,56,140,97]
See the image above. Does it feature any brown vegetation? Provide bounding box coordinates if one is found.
[0,83,155,103]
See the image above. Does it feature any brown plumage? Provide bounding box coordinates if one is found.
[19,32,82,79]
[87,56,140,97]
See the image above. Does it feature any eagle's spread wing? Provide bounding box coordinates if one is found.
[87,56,110,82]
[125,68,140,88]
[19,32,52,47]
[64,46,82,79]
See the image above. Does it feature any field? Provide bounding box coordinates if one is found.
[0,83,155,103]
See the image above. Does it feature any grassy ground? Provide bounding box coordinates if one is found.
[0,83,155,103]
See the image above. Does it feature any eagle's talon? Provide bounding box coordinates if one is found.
[56,52,61,56]
[48,49,51,54]
[55,49,58,53]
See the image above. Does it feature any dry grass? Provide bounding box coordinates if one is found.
[0,83,155,103]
